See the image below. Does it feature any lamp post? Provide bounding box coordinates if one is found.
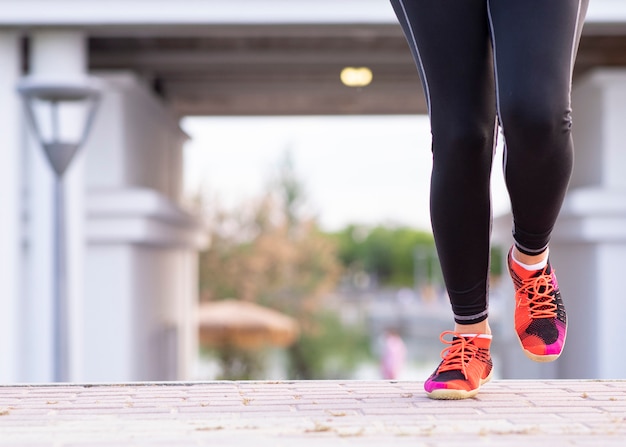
[18,77,101,382]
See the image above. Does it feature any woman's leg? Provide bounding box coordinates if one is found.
[390,0,496,326]
[390,0,497,399]
[488,0,588,361]
[488,0,588,254]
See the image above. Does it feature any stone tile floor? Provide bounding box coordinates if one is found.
[0,380,624,446]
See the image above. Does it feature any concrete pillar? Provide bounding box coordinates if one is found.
[550,68,626,379]
[25,30,87,381]
[0,31,22,383]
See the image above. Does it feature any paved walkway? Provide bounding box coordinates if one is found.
[0,380,624,446]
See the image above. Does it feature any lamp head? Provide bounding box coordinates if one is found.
[17,77,101,177]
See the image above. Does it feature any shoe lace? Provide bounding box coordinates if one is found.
[437,331,479,379]
[517,272,557,319]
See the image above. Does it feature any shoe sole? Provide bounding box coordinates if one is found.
[523,350,560,362]
[518,325,567,363]
[426,369,493,400]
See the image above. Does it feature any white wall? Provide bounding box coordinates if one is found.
[83,246,198,381]
[80,72,206,382]
[0,31,22,383]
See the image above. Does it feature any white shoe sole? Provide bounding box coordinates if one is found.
[426,369,494,400]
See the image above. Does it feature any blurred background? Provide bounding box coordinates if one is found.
[1,0,625,383]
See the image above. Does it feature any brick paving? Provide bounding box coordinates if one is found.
[0,380,625,446]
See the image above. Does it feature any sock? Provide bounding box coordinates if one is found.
[510,247,548,277]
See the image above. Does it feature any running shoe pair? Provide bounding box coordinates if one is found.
[424,247,567,400]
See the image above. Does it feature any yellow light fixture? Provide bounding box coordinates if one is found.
[340,67,373,87]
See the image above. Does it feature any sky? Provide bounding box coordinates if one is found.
[181,115,510,233]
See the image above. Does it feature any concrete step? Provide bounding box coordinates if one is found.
[0,380,624,446]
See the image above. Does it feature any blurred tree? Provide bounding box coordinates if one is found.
[198,151,345,379]
[331,225,504,290]
[296,310,372,379]
[332,224,436,287]
[490,246,504,277]
[331,225,504,287]
[211,344,267,381]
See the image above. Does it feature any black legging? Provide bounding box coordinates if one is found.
[390,0,588,324]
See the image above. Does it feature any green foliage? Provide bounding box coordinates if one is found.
[207,345,268,381]
[290,310,373,379]
[330,224,436,287]
[490,246,504,277]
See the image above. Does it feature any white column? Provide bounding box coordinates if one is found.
[25,30,87,382]
[0,31,22,383]
[550,68,626,379]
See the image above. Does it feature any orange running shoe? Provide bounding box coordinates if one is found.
[424,331,493,400]
[508,248,567,362]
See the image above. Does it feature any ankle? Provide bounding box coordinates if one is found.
[512,246,549,268]
[454,320,491,336]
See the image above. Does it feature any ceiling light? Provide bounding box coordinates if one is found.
[340,67,373,87]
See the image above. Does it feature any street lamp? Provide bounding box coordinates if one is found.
[17,77,101,382]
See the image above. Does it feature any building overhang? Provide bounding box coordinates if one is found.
[1,0,625,30]
[3,0,626,116]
